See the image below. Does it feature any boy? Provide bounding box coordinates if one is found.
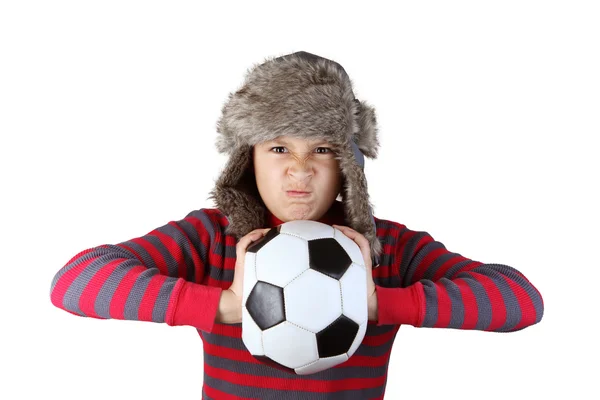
[49,51,544,399]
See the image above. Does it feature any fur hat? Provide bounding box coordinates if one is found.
[207,51,383,267]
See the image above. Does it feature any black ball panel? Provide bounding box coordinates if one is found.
[316,314,359,358]
[253,355,296,374]
[246,281,286,330]
[308,238,352,280]
[247,226,280,253]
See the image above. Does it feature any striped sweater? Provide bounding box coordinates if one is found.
[49,200,544,399]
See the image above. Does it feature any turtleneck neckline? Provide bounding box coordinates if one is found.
[265,200,346,228]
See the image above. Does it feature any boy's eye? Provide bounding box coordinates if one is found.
[270,147,334,154]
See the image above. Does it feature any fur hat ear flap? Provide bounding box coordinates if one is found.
[353,99,380,160]
[207,144,265,239]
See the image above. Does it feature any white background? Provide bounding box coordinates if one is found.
[1,1,597,399]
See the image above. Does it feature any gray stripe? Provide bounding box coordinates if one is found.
[419,250,463,281]
[457,274,493,330]
[208,265,233,283]
[375,220,400,230]
[182,209,218,281]
[398,231,429,287]
[178,219,204,282]
[93,257,142,318]
[185,209,217,244]
[368,219,397,288]
[203,370,388,400]
[487,263,543,326]
[420,280,438,327]
[201,324,398,359]
[444,259,474,279]
[404,240,450,285]
[123,268,158,320]
[376,274,402,288]
[373,228,396,269]
[470,264,523,332]
[177,221,199,282]
[143,228,182,277]
[118,239,174,276]
[153,277,179,322]
[440,278,465,328]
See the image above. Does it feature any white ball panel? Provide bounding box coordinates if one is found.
[284,269,342,332]
[262,322,319,369]
[242,251,257,307]
[333,228,365,266]
[279,220,334,240]
[255,234,309,287]
[339,263,368,325]
[295,353,349,375]
[241,305,265,356]
[347,321,368,359]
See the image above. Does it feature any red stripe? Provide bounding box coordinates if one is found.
[433,281,452,328]
[474,273,507,331]
[203,341,266,364]
[211,323,243,338]
[138,274,168,321]
[108,266,148,319]
[153,228,187,278]
[203,384,255,400]
[180,215,214,283]
[203,340,393,369]
[204,232,233,289]
[361,327,398,347]
[411,245,448,283]
[222,235,238,270]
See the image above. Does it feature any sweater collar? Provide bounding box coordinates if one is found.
[265,200,346,228]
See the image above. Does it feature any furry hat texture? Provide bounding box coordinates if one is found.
[207,51,383,266]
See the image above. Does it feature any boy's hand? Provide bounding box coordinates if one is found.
[332,224,378,322]
[217,228,270,324]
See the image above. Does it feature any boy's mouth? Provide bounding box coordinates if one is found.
[286,191,311,197]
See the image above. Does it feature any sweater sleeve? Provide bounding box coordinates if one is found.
[49,209,223,333]
[375,226,544,332]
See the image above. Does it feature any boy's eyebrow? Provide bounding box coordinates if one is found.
[269,138,330,146]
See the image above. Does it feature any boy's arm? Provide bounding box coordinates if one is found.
[49,209,223,333]
[374,226,544,332]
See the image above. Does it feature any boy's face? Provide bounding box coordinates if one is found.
[252,135,343,222]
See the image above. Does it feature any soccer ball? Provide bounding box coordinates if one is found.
[241,219,368,375]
